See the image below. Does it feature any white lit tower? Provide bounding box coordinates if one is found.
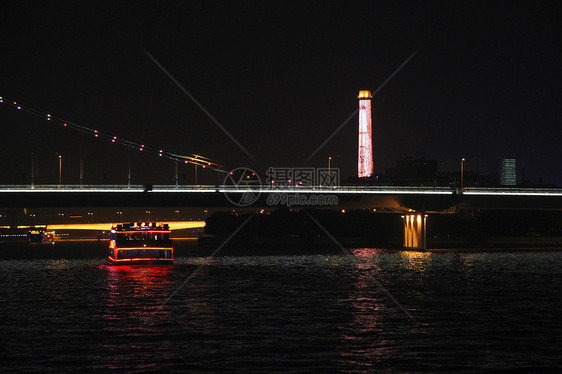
[500,158,517,186]
[358,90,373,178]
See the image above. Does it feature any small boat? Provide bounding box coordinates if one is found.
[27,228,55,245]
[108,222,173,265]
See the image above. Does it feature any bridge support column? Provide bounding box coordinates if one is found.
[401,214,427,250]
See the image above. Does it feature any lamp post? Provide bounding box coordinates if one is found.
[79,151,83,188]
[461,157,466,192]
[58,154,62,187]
[328,156,332,175]
[127,151,131,188]
[31,153,34,188]
[175,160,179,189]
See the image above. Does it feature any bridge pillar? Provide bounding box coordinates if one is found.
[401,214,427,250]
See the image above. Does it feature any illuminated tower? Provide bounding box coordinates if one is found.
[358,90,373,178]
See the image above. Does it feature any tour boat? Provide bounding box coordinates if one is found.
[108,222,173,265]
[27,228,54,244]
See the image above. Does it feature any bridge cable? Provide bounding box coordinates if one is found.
[0,96,227,173]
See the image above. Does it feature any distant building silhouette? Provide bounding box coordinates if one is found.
[383,157,497,187]
[385,158,438,186]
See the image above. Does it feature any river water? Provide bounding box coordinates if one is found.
[1,243,561,372]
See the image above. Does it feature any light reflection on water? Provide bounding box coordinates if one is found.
[103,265,175,319]
[1,247,562,372]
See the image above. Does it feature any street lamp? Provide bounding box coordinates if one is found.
[58,154,62,187]
[328,157,332,175]
[31,152,35,188]
[461,157,466,191]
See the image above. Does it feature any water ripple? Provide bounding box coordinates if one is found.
[1,248,562,372]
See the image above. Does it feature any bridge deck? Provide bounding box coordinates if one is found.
[1,185,561,210]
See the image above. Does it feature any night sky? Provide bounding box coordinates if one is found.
[1,1,560,186]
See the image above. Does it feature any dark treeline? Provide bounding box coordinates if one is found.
[204,208,402,248]
[429,210,562,237]
[203,209,562,249]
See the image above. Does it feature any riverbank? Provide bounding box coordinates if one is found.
[1,235,561,260]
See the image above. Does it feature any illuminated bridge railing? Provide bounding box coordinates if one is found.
[0,185,452,194]
[0,185,561,196]
[462,187,562,196]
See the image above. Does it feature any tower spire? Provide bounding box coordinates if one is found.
[358,90,373,178]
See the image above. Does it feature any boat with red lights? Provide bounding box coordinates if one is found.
[27,228,55,245]
[108,222,173,265]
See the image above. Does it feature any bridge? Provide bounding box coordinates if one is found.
[1,185,561,210]
[3,184,561,250]
[2,95,561,250]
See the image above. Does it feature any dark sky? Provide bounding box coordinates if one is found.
[1,1,560,186]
